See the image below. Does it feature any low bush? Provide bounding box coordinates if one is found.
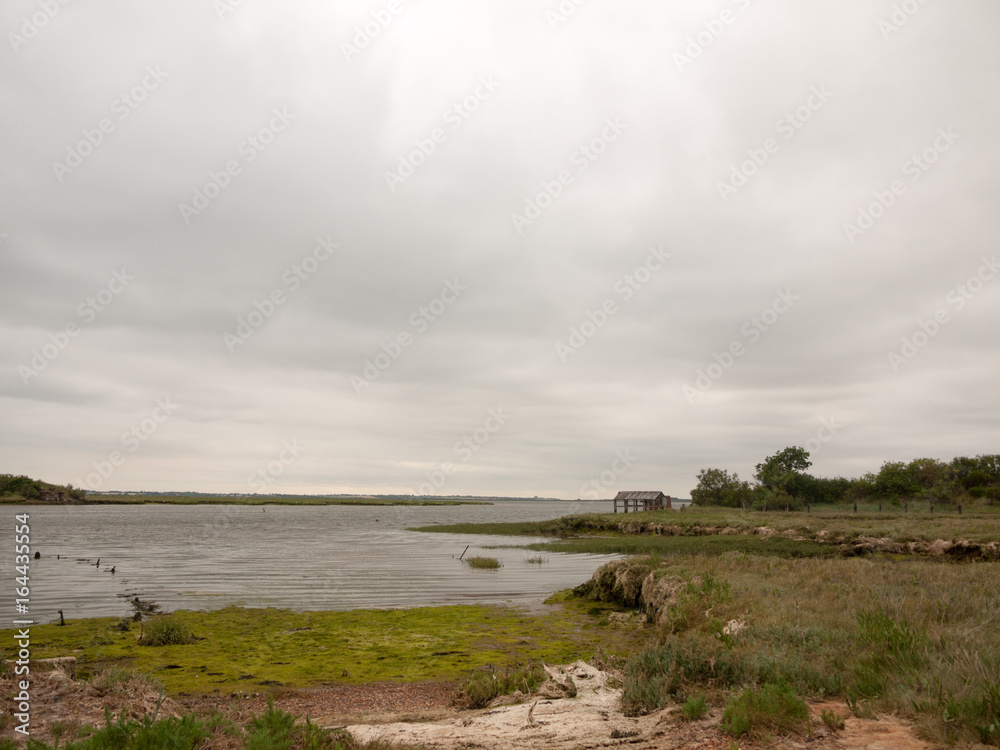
[681,694,708,721]
[722,682,809,739]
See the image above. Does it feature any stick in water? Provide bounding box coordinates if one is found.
[459,545,470,560]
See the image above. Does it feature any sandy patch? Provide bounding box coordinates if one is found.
[342,663,942,750]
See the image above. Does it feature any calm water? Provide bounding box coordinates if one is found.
[1,500,621,624]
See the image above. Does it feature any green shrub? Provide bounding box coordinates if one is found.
[136,616,196,646]
[245,699,296,750]
[53,711,210,749]
[464,556,501,569]
[722,682,809,738]
[682,694,708,721]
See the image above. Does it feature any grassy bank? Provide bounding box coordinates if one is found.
[491,533,836,557]
[412,504,1000,551]
[574,553,1000,746]
[2,601,644,696]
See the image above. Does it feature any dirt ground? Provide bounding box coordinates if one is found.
[2,659,944,750]
[343,661,943,750]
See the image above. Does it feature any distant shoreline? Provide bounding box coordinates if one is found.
[0,493,496,507]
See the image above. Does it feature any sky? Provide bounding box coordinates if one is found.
[2,0,998,500]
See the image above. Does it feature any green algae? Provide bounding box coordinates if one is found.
[7,601,644,696]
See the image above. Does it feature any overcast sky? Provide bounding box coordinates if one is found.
[2,0,998,499]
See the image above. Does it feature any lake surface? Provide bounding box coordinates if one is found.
[1,500,623,624]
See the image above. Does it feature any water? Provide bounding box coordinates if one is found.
[1,500,621,624]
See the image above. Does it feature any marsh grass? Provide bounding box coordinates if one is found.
[414,505,1000,546]
[580,553,1000,745]
[523,555,547,564]
[464,556,501,569]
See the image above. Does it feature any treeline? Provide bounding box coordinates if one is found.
[0,474,86,502]
[691,447,1000,509]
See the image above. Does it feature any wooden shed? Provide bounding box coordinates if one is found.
[613,490,671,513]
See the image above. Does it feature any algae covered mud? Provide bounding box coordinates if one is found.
[0,500,620,623]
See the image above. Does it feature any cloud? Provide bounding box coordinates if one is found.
[2,0,999,498]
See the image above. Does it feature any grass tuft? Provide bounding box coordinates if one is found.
[136,616,196,646]
[464,556,501,570]
[821,708,845,730]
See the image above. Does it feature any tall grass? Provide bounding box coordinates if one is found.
[579,553,1000,745]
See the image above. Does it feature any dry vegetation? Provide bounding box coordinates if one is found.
[575,552,1000,745]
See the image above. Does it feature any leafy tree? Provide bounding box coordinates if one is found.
[691,469,753,507]
[907,458,948,490]
[754,447,812,496]
[873,461,919,499]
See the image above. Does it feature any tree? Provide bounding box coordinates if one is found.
[874,461,918,498]
[691,468,753,507]
[907,458,948,490]
[754,447,812,496]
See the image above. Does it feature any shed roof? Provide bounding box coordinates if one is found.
[614,490,666,501]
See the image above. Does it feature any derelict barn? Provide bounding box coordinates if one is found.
[613,490,671,513]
